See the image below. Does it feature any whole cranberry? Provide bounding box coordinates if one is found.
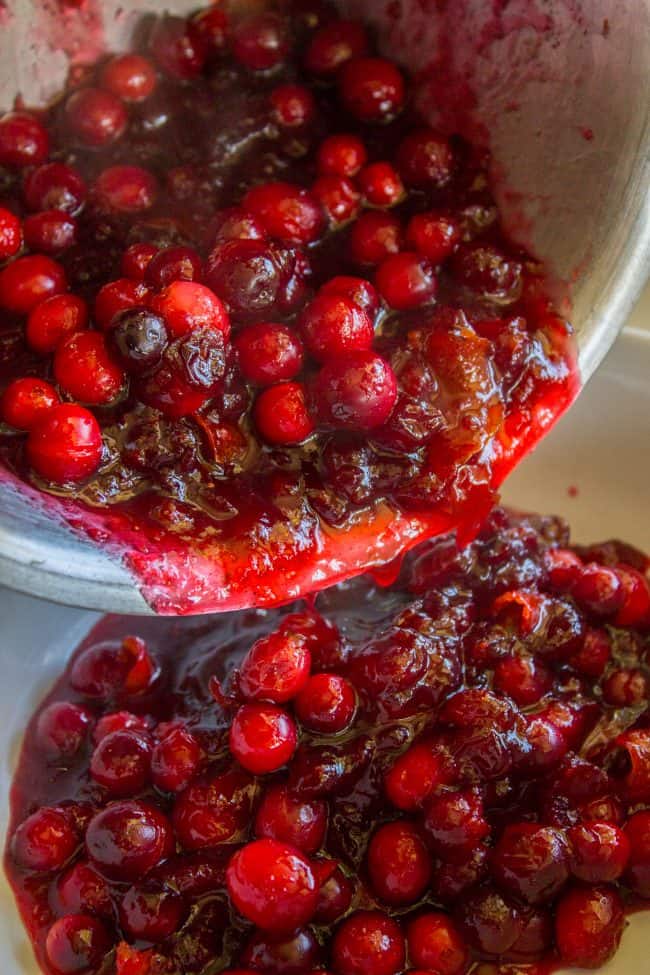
[613,565,650,626]
[384,742,452,812]
[90,729,152,797]
[239,629,311,703]
[70,636,156,699]
[424,789,490,862]
[493,655,552,707]
[232,13,290,71]
[119,885,185,942]
[173,766,254,851]
[300,294,374,362]
[86,800,174,882]
[192,5,229,53]
[24,209,77,253]
[205,207,267,251]
[572,562,624,616]
[568,822,630,883]
[229,703,297,774]
[244,182,325,246]
[271,84,316,128]
[614,730,650,802]
[569,626,611,678]
[305,19,369,75]
[23,162,86,214]
[455,886,523,955]
[227,838,319,932]
[254,381,315,445]
[94,278,151,331]
[54,331,125,405]
[315,863,354,923]
[367,821,431,906]
[145,245,203,289]
[94,165,158,213]
[151,281,230,339]
[255,783,327,854]
[452,242,522,301]
[288,735,373,799]
[294,673,356,734]
[338,57,406,122]
[349,210,403,266]
[149,15,207,79]
[332,911,405,975]
[0,254,66,314]
[1,377,60,431]
[358,162,404,207]
[35,701,92,760]
[312,175,361,226]
[27,404,103,483]
[205,239,300,321]
[312,351,397,431]
[397,128,454,188]
[109,307,169,376]
[56,861,112,917]
[12,807,78,872]
[602,667,649,707]
[65,87,128,147]
[432,846,489,905]
[121,242,158,280]
[242,927,321,974]
[490,823,570,904]
[0,206,22,259]
[0,111,48,169]
[151,726,201,793]
[406,211,461,263]
[235,322,304,386]
[319,276,379,319]
[407,912,469,975]
[100,54,158,103]
[94,711,150,744]
[318,133,367,177]
[624,810,650,897]
[555,885,625,969]
[376,252,437,310]
[45,915,111,975]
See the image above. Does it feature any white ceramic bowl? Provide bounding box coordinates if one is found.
[1,287,650,973]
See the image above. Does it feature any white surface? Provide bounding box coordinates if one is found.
[0,287,649,972]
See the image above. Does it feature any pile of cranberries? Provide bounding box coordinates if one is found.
[6,507,650,975]
[0,1,577,611]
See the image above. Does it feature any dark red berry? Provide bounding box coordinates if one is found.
[305,20,369,76]
[406,211,461,263]
[145,245,203,289]
[56,861,112,917]
[312,175,361,226]
[65,87,128,147]
[24,210,77,254]
[90,729,152,797]
[338,58,406,123]
[121,242,158,280]
[232,13,290,71]
[0,254,66,314]
[407,913,469,975]
[0,112,49,168]
[173,767,254,851]
[235,322,304,386]
[119,885,185,942]
[294,673,356,733]
[312,351,397,431]
[109,307,169,375]
[35,701,92,760]
[0,206,22,259]
[255,783,327,854]
[229,703,297,774]
[490,823,570,905]
[317,133,367,177]
[149,15,207,79]
[568,823,630,883]
[239,629,312,703]
[27,404,103,483]
[23,162,86,214]
[151,281,230,339]
[54,332,125,405]
[332,911,405,975]
[555,885,625,969]
[45,915,111,975]
[94,278,151,331]
[12,807,78,872]
[349,211,403,266]
[1,377,60,430]
[100,54,158,102]
[227,838,319,932]
[300,293,374,361]
[85,800,174,882]
[271,84,316,128]
[358,162,404,207]
[318,275,379,318]
[244,182,325,246]
[397,128,454,188]
[94,165,158,213]
[375,252,437,310]
[367,821,431,905]
[254,381,315,445]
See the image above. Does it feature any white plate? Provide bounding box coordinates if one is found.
[1,294,649,974]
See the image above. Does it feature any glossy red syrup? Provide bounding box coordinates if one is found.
[5,509,650,975]
[0,3,578,614]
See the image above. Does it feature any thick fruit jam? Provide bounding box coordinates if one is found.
[0,3,578,613]
[6,508,650,975]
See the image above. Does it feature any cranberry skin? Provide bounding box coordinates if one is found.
[94,278,151,331]
[232,13,289,71]
[228,838,319,933]
[239,630,311,703]
[109,307,169,376]
[173,767,254,851]
[367,822,431,906]
[229,703,297,774]
[305,19,368,75]
[0,206,22,259]
[65,87,128,147]
[349,211,403,266]
[12,807,78,872]
[119,885,185,942]
[271,84,316,128]
[151,281,230,340]
[27,404,103,483]
[452,242,522,300]
[406,212,461,263]
[568,823,630,883]
[244,182,325,246]
[23,162,86,214]
[315,864,354,923]
[603,667,649,706]
[407,913,469,975]
[94,165,158,213]
[90,729,152,797]
[312,351,397,431]
[455,886,523,956]
[45,915,111,975]
[254,381,315,445]
[494,655,552,707]
[397,129,454,188]
[56,861,112,917]
[100,54,158,103]
[318,276,379,319]
[332,911,405,975]
[294,673,356,734]
[338,57,406,123]
[235,322,304,386]
[149,15,207,79]
[384,743,451,812]
[0,254,66,314]
[122,242,158,280]
[555,885,625,969]
[0,112,49,169]
[424,790,490,862]
[242,928,321,974]
[255,784,327,855]
[376,252,437,310]
[358,162,404,208]
[86,800,173,882]
[24,209,77,254]
[35,701,92,760]
[151,726,201,793]
[71,636,156,699]
[301,295,374,362]
[145,245,203,289]
[312,175,361,226]
[54,332,125,405]
[1,377,59,430]
[318,134,367,177]
[624,811,650,897]
[490,824,570,905]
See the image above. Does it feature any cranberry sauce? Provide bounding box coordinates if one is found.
[6,508,650,975]
[0,4,578,614]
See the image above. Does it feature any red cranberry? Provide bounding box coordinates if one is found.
[424,789,490,862]
[624,810,650,897]
[144,245,203,290]
[45,915,111,975]
[349,210,403,266]
[242,928,321,974]
[244,182,325,246]
[206,207,267,251]
[149,15,207,79]
[1,377,59,430]
[90,729,151,797]
[432,846,489,905]
[109,307,169,376]
[375,252,437,310]
[406,913,469,975]
[230,703,297,774]
[35,701,92,760]
[493,655,552,707]
[121,242,158,280]
[119,885,185,942]
[100,54,158,102]
[232,13,289,71]
[93,711,150,744]
[312,175,361,226]
[23,162,86,214]
[318,276,379,318]
[602,667,649,706]
[235,322,304,386]
[56,861,112,917]
[612,729,650,802]
[314,862,354,923]
[0,206,22,259]
[54,331,125,405]
[384,742,452,812]
[613,565,650,626]
[94,278,151,330]
[568,822,630,883]
[205,239,302,321]
[452,242,522,301]
[580,795,625,826]
[0,112,49,168]
[94,165,158,213]
[24,209,77,253]
[239,629,311,703]
[569,627,611,677]
[524,715,568,772]
[573,562,625,616]
[271,84,316,128]
[151,281,230,339]
[255,783,327,854]
[294,673,356,733]
[305,19,369,75]
[12,807,78,872]
[338,57,406,123]
[358,162,404,207]
[151,726,201,793]
[0,253,66,314]
[300,294,374,361]
[254,381,315,445]
[192,6,229,52]
[555,885,625,969]
[332,911,405,975]
[490,823,570,905]
[71,636,156,700]
[317,134,367,177]
[227,838,318,932]
[27,404,103,483]
[546,547,583,591]
[455,886,523,955]
[173,767,254,850]
[406,211,461,263]
[312,351,397,431]
[367,821,431,906]
[397,128,454,188]
[86,800,173,882]
[65,87,128,147]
